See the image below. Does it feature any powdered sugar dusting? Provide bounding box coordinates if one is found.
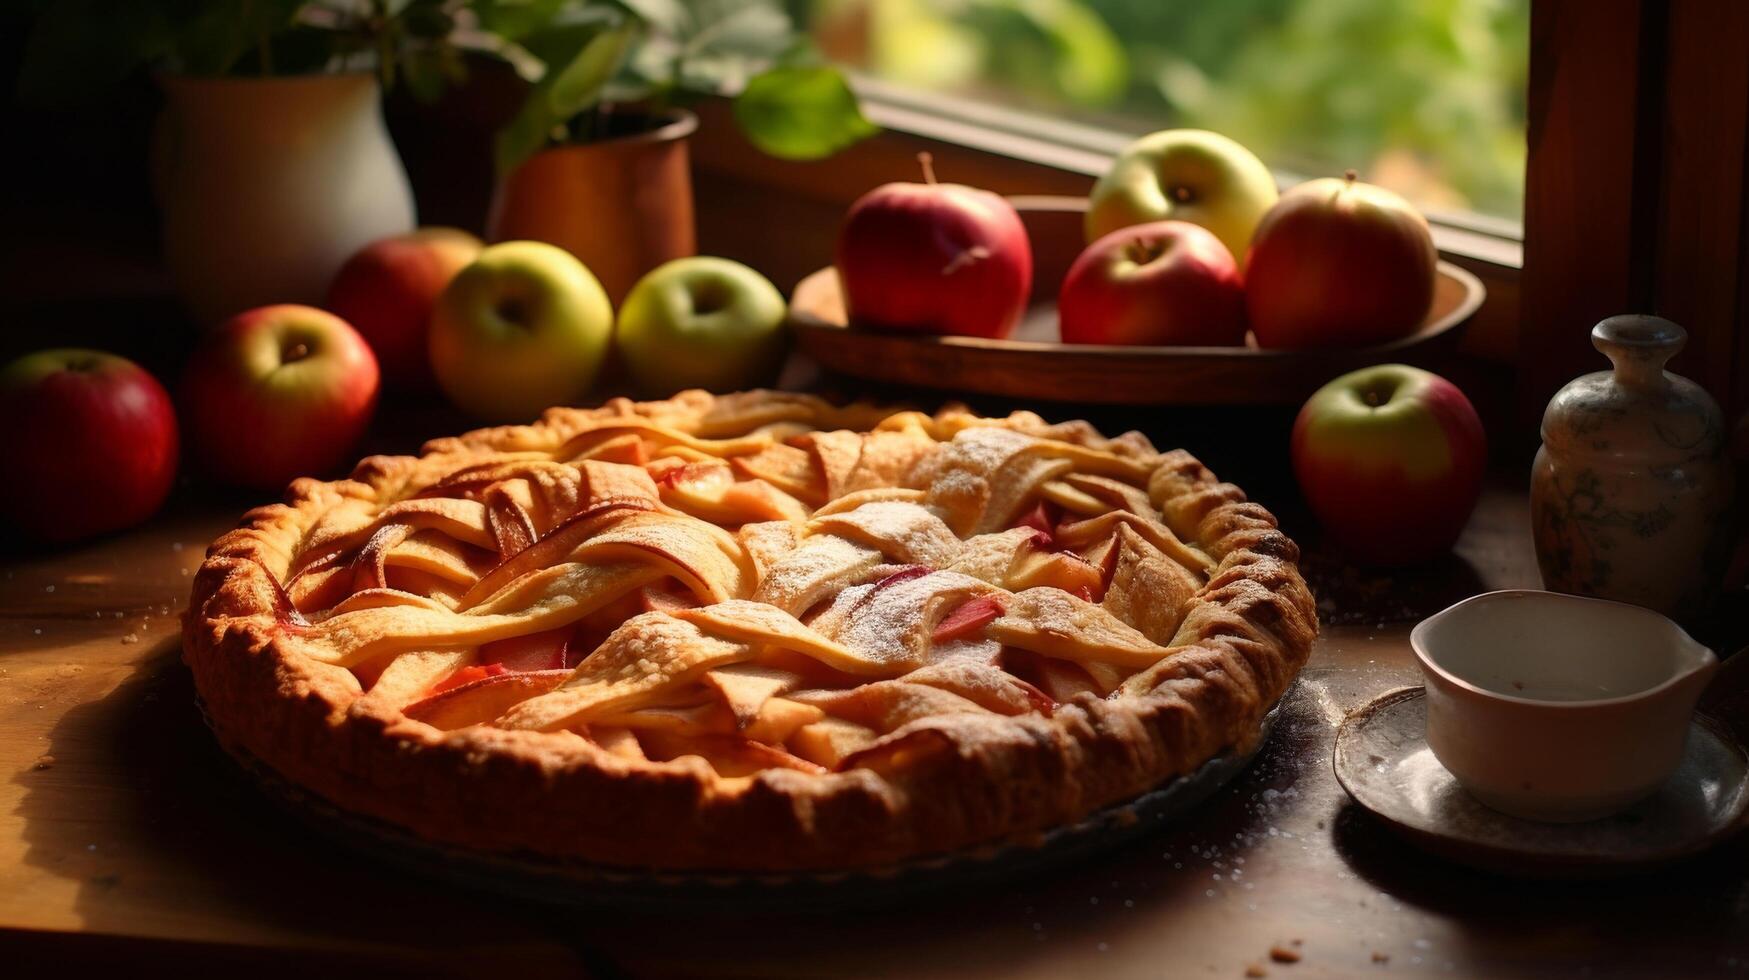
[751,535,881,615]
[945,528,1037,585]
[914,428,1040,534]
[926,636,1003,667]
[811,570,992,672]
[809,501,963,568]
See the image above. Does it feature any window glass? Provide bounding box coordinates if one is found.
[808,0,1529,225]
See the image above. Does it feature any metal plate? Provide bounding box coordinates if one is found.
[221,704,1278,911]
[1333,687,1749,877]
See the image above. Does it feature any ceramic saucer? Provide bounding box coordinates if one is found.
[1333,687,1749,876]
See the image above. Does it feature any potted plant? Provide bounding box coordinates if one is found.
[479,0,876,301]
[16,1,481,325]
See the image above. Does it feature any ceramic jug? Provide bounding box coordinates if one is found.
[159,73,415,325]
[1531,315,1735,619]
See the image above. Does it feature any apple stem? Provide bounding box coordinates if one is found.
[1344,168,1359,185]
[1126,237,1166,265]
[918,152,937,186]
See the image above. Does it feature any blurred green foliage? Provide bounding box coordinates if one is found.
[491,0,876,173]
[810,0,1528,220]
[16,0,874,175]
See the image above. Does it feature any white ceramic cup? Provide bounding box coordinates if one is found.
[1410,590,1717,822]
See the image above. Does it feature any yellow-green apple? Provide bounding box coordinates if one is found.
[0,349,178,543]
[1246,172,1437,349]
[1057,220,1246,346]
[1086,129,1277,268]
[616,257,787,395]
[181,304,379,491]
[324,227,482,388]
[1292,364,1485,565]
[429,241,613,421]
[835,155,1032,339]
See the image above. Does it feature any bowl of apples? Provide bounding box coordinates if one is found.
[789,131,1484,405]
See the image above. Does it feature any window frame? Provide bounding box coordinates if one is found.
[1520,0,1748,428]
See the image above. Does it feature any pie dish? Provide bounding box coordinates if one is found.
[184,389,1316,871]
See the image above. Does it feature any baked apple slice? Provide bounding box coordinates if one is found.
[931,595,1004,643]
[406,669,570,729]
[478,627,575,672]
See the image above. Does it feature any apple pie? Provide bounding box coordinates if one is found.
[185,390,1315,871]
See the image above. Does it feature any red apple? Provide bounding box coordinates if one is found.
[1246,172,1437,350]
[1058,220,1246,346]
[835,154,1032,339]
[1291,364,1485,565]
[181,304,379,490]
[0,349,178,543]
[324,227,482,388]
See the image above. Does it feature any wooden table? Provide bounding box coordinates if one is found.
[3,405,1746,979]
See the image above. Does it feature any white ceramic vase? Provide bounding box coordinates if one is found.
[158,73,416,325]
[1531,315,1736,619]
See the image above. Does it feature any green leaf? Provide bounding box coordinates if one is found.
[517,10,625,71]
[544,21,637,119]
[659,0,793,96]
[684,0,790,61]
[611,0,689,35]
[618,30,681,94]
[472,0,575,42]
[494,21,638,176]
[732,65,876,160]
[494,103,557,177]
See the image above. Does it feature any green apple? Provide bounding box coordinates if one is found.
[615,257,787,395]
[1086,129,1279,269]
[429,241,613,421]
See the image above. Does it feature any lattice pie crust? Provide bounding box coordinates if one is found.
[185,390,1315,870]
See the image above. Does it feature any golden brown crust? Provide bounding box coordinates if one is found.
[183,390,1316,871]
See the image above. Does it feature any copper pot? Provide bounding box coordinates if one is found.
[487,110,698,303]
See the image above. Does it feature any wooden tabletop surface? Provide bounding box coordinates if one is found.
[2,395,1746,979]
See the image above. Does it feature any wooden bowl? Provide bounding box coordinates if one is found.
[788,196,1485,405]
